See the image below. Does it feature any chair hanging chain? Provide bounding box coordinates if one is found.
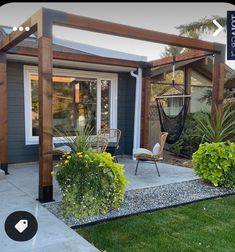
[172,55,176,86]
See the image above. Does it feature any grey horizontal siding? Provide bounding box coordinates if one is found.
[117,73,135,155]
[7,62,38,163]
[7,62,135,163]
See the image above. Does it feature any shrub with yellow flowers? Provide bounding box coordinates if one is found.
[55,149,128,218]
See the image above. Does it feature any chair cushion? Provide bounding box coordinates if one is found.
[54,145,72,153]
[152,143,161,155]
[134,148,153,155]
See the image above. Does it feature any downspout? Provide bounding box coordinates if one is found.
[131,68,142,159]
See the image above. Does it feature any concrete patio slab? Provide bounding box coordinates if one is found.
[0,158,198,251]
[5,158,198,201]
[5,162,62,201]
[120,158,198,190]
[0,173,99,252]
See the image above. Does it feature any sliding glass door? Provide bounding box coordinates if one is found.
[24,66,117,144]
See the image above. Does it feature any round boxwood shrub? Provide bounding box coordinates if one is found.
[55,150,128,218]
[192,142,235,188]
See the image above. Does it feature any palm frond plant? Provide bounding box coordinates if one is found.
[196,105,235,143]
[54,124,94,152]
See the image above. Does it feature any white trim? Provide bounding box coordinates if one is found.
[24,65,118,145]
[96,78,101,132]
[131,68,142,159]
[111,77,118,130]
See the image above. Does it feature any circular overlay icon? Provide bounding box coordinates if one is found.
[5,211,38,241]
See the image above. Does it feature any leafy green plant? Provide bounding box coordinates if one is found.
[192,142,235,188]
[55,149,128,218]
[196,105,235,143]
[168,139,184,156]
[168,112,207,157]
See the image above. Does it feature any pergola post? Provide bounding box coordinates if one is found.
[211,45,225,116]
[0,53,9,174]
[141,68,151,148]
[38,36,53,202]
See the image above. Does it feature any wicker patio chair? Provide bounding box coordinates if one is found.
[134,132,168,176]
[87,135,108,153]
[97,128,121,162]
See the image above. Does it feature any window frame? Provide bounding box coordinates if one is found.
[24,65,118,145]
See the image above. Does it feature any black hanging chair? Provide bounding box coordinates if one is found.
[155,56,191,144]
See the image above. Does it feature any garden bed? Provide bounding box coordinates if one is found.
[43,179,235,228]
[159,150,193,168]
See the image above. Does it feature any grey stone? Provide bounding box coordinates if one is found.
[43,180,235,228]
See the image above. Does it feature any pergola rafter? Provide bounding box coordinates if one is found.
[9,46,143,68]
[0,8,225,202]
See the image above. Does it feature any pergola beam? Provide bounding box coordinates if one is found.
[10,46,142,68]
[59,12,218,53]
[150,50,213,68]
[0,8,221,54]
[0,19,37,52]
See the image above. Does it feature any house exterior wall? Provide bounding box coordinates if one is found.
[117,73,136,155]
[7,61,135,163]
[7,62,39,163]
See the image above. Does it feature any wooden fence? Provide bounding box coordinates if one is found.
[148,105,161,148]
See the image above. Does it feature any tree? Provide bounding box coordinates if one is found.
[161,15,226,57]
[176,16,226,39]
[161,45,183,58]
[198,89,235,106]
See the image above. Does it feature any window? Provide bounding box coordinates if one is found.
[151,83,184,116]
[24,66,117,145]
[190,70,212,112]
[191,70,212,87]
[191,86,211,112]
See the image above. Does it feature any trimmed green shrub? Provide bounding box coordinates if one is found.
[55,150,128,218]
[192,142,235,188]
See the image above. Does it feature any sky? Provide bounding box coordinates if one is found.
[0,2,235,69]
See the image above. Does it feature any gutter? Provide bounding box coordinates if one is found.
[131,68,142,159]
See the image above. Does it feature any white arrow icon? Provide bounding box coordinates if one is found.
[213,19,224,37]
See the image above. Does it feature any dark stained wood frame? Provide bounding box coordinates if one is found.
[0,7,225,202]
[150,50,213,68]
[38,37,53,202]
[184,66,192,112]
[11,46,142,68]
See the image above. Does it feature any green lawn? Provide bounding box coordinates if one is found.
[77,195,235,252]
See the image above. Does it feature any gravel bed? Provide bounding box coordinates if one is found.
[43,179,235,228]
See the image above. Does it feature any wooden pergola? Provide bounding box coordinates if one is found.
[0,8,225,202]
